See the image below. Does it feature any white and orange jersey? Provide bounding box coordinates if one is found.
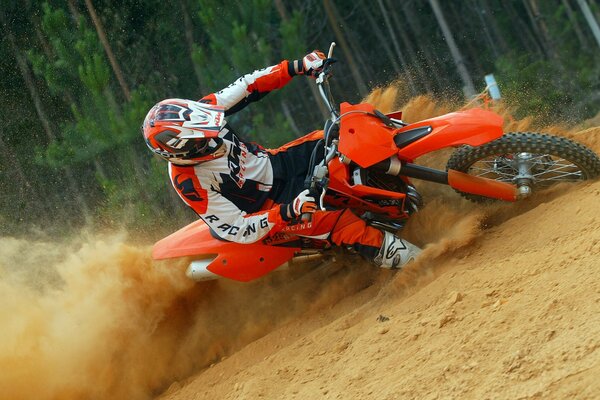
[167,60,298,244]
[200,60,295,115]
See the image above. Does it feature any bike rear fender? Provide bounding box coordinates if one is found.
[396,108,504,160]
[153,220,299,282]
[339,103,504,166]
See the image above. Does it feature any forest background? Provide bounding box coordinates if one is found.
[1,0,599,238]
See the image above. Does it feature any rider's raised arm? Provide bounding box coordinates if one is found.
[199,60,296,116]
[198,51,326,116]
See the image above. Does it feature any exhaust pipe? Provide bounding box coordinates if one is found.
[186,258,219,281]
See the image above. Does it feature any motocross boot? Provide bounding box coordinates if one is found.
[373,231,421,269]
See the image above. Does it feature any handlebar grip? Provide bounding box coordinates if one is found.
[327,42,336,58]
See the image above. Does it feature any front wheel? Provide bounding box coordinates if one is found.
[446,132,600,202]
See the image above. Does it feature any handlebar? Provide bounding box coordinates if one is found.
[316,43,338,121]
[301,42,338,222]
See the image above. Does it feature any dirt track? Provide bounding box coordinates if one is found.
[159,177,600,400]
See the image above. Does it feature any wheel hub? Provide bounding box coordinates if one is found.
[513,152,535,198]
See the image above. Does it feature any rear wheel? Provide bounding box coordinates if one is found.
[446,132,600,202]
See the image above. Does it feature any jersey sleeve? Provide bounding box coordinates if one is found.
[168,164,289,244]
[199,60,296,115]
[199,189,288,243]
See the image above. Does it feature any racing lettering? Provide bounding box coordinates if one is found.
[243,223,257,237]
[283,222,313,232]
[216,223,240,236]
[205,215,219,223]
[260,217,268,229]
[227,135,246,188]
[217,223,231,232]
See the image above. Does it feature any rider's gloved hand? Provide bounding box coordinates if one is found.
[281,189,318,221]
[290,50,326,78]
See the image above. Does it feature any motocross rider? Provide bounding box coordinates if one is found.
[142,50,421,269]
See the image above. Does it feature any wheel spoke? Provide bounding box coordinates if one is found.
[467,153,585,186]
[447,132,600,202]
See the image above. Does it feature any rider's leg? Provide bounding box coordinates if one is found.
[372,230,421,269]
[328,209,421,269]
[282,209,420,269]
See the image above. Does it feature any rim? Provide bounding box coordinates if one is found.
[466,153,585,187]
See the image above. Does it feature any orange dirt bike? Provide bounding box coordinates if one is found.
[153,43,600,282]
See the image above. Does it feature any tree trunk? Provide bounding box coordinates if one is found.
[0,126,32,195]
[179,0,206,93]
[375,0,418,95]
[274,0,288,20]
[576,0,600,49]
[526,0,559,60]
[400,1,447,92]
[7,43,55,140]
[274,0,329,120]
[478,0,510,55]
[562,0,591,48]
[592,0,600,21]
[84,0,131,100]
[280,101,301,136]
[32,19,54,59]
[3,20,92,220]
[322,0,369,97]
[502,1,545,56]
[521,0,545,49]
[473,0,501,58]
[386,0,433,92]
[31,13,80,108]
[360,1,402,77]
[428,0,476,97]
[33,2,110,187]
[339,10,376,82]
[447,2,485,79]
[66,0,82,23]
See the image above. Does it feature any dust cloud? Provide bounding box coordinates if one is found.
[0,233,380,400]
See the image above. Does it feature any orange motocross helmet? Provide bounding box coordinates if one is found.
[142,99,226,165]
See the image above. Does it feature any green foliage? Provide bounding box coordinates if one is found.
[496,54,570,122]
[192,0,299,144]
[23,2,169,231]
[75,29,110,95]
[28,4,76,95]
[279,10,305,59]
[493,0,600,123]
